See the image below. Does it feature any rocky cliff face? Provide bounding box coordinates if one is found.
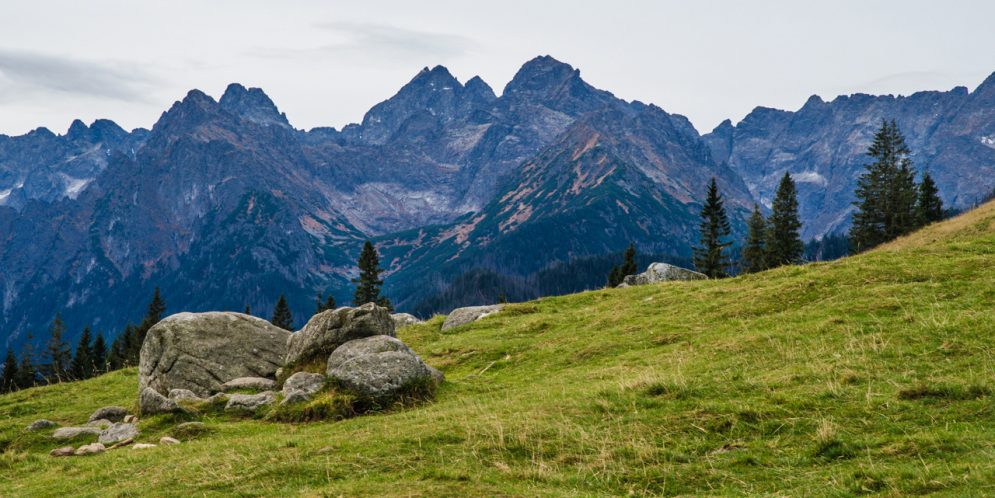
[703,74,995,239]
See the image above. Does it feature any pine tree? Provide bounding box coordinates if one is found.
[71,326,95,381]
[271,294,294,331]
[693,178,733,278]
[916,171,944,225]
[15,354,37,389]
[1,350,18,393]
[43,313,72,383]
[741,204,767,273]
[108,333,125,371]
[244,304,252,315]
[92,333,107,375]
[352,241,392,310]
[607,265,623,288]
[765,172,804,267]
[315,293,336,314]
[620,244,638,278]
[134,288,166,356]
[850,120,918,252]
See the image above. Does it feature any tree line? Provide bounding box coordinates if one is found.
[693,119,944,278]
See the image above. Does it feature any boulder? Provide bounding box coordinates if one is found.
[139,387,181,415]
[225,391,276,413]
[441,305,504,331]
[327,338,441,401]
[221,377,276,392]
[160,436,181,445]
[391,313,422,329]
[74,442,106,456]
[621,263,707,286]
[53,427,101,440]
[98,423,139,445]
[139,312,290,398]
[26,419,58,431]
[86,419,113,429]
[88,406,128,423]
[168,388,204,402]
[326,335,414,371]
[280,371,325,405]
[49,446,75,457]
[285,303,394,366]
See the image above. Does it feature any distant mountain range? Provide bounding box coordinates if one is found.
[2,55,994,354]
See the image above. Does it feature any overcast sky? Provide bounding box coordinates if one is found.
[1,0,994,136]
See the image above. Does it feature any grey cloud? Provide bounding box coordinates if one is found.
[253,22,477,62]
[0,48,154,102]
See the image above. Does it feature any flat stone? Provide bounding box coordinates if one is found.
[74,442,106,456]
[221,377,276,392]
[132,443,157,450]
[224,391,276,413]
[160,436,181,445]
[98,422,139,445]
[52,427,101,440]
[88,406,128,423]
[49,446,75,457]
[441,305,504,331]
[27,419,58,431]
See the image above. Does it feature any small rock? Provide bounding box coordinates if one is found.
[88,406,129,423]
[86,419,113,429]
[99,422,140,445]
[206,392,229,404]
[168,388,205,402]
[225,391,276,413]
[132,443,157,450]
[221,377,276,392]
[441,304,504,331]
[123,415,139,424]
[53,427,101,440]
[391,313,422,329]
[139,387,181,415]
[49,446,75,457]
[280,371,325,405]
[621,262,707,286]
[74,442,106,456]
[27,419,58,431]
[159,436,181,445]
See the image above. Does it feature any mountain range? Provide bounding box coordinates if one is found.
[2,55,994,354]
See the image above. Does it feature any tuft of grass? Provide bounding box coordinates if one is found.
[897,383,990,401]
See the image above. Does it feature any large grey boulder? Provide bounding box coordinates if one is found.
[139,312,290,398]
[326,336,442,402]
[140,387,181,415]
[285,303,394,366]
[621,263,707,286]
[441,304,504,331]
[98,422,139,445]
[88,406,128,423]
[391,313,422,329]
[225,391,276,413]
[280,371,325,405]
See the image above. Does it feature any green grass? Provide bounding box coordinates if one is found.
[2,201,995,496]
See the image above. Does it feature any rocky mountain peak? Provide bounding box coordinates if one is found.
[502,55,579,97]
[66,119,89,140]
[465,76,497,103]
[219,83,291,128]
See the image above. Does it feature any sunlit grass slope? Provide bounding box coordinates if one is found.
[2,201,994,496]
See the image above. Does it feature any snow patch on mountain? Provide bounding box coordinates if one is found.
[792,170,828,187]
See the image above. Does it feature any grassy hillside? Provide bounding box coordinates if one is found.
[2,201,994,496]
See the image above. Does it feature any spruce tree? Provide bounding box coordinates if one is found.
[108,334,125,371]
[71,326,95,381]
[43,313,72,383]
[765,172,804,267]
[92,333,107,375]
[916,171,944,225]
[15,354,36,389]
[352,241,392,310]
[620,244,638,278]
[693,178,733,278]
[741,204,767,273]
[134,288,166,353]
[315,293,336,314]
[607,265,623,288]
[244,304,252,315]
[850,120,918,252]
[1,350,17,393]
[271,294,294,331]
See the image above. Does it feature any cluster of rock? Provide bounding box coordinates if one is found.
[619,263,707,287]
[28,405,183,457]
[137,303,441,416]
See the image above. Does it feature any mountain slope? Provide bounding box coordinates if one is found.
[703,73,995,239]
[2,200,993,495]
